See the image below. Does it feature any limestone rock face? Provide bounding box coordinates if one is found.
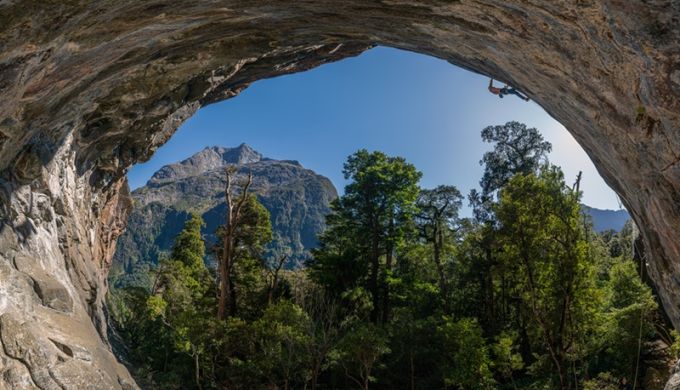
[1,1,680,388]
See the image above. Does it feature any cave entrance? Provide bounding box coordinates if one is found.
[112,46,625,290]
[109,46,655,388]
[108,46,663,389]
[3,2,680,388]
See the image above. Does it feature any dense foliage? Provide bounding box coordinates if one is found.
[110,122,668,389]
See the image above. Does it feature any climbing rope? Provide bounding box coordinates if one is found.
[632,238,647,389]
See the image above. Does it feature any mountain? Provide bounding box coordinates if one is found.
[581,205,630,232]
[111,144,337,287]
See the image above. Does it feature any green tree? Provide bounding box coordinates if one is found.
[110,135,670,390]
[217,166,272,319]
[146,214,218,388]
[470,121,551,221]
[227,193,273,319]
[416,185,463,311]
[383,309,443,389]
[599,260,657,380]
[170,213,207,273]
[493,166,599,389]
[438,317,495,389]
[332,323,390,390]
[479,121,552,196]
[464,121,554,333]
[252,301,314,390]
[310,149,422,323]
[309,205,367,300]
[491,331,524,389]
[605,220,637,259]
[293,283,342,390]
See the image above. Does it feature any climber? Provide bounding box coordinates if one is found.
[488,79,530,101]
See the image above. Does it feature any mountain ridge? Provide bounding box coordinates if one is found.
[581,204,630,232]
[148,144,264,185]
[111,144,338,287]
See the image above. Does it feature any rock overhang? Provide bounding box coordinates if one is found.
[1,1,680,388]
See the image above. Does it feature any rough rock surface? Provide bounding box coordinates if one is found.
[111,144,337,287]
[665,360,680,390]
[1,1,680,388]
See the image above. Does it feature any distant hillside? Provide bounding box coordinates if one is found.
[581,205,630,232]
[111,144,337,288]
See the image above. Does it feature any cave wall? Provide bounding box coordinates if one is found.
[1,1,679,388]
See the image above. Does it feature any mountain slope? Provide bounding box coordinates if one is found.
[581,205,630,232]
[111,144,337,287]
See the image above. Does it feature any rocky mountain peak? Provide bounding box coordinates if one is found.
[113,144,337,287]
[210,143,263,165]
[148,144,263,185]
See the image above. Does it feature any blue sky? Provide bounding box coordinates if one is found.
[128,46,622,213]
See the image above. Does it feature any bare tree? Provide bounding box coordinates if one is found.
[265,254,287,305]
[217,166,253,320]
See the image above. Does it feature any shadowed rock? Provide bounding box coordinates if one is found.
[32,278,72,313]
[14,255,73,313]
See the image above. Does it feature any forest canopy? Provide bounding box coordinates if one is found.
[109,121,671,390]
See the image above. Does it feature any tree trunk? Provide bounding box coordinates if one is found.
[218,228,233,320]
[267,255,287,305]
[218,168,252,320]
[218,169,234,320]
[410,349,415,390]
[310,362,320,390]
[229,268,238,317]
[217,247,227,320]
[433,224,450,312]
[193,348,202,390]
[485,248,495,329]
[382,242,393,324]
[520,247,566,390]
[369,219,381,323]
